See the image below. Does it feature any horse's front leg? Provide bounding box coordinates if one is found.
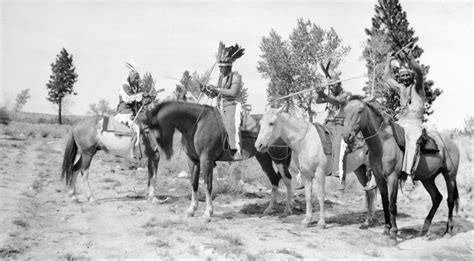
[302,172,314,227]
[354,166,376,227]
[186,158,200,217]
[255,154,281,215]
[387,173,399,244]
[377,176,391,235]
[275,161,294,216]
[315,167,326,229]
[201,156,214,223]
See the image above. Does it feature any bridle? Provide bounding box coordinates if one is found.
[265,116,311,161]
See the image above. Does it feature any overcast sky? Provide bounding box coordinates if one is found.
[1,0,472,129]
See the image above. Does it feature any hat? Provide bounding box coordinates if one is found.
[216,41,245,67]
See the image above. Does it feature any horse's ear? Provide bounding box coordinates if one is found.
[264,104,272,112]
[276,104,286,113]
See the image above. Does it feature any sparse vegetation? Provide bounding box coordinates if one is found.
[13,89,31,113]
[1,121,70,139]
[0,106,11,125]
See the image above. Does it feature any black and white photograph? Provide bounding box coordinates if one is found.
[0,0,472,259]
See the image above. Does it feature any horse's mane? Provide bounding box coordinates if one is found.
[347,95,389,122]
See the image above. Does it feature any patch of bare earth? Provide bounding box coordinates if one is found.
[0,137,473,259]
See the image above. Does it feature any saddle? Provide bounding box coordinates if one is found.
[389,121,439,153]
[313,123,333,155]
[102,116,143,159]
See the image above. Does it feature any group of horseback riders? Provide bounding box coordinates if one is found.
[116,41,425,192]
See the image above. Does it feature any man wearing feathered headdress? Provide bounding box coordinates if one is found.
[206,42,245,160]
[115,61,144,159]
[384,51,426,191]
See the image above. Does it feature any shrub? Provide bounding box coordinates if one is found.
[0,106,11,125]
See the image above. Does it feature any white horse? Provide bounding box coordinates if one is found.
[255,106,328,228]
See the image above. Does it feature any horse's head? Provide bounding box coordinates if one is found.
[145,101,177,159]
[255,106,285,152]
[342,97,366,144]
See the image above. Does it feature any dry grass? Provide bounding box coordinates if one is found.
[1,122,70,139]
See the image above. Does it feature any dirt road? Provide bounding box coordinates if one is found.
[1,137,473,259]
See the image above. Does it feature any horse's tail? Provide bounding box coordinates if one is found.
[61,131,80,186]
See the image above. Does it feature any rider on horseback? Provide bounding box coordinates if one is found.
[206,42,245,160]
[115,62,144,159]
[384,51,425,191]
[316,61,377,191]
[316,79,351,189]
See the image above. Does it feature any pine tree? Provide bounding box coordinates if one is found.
[363,0,442,120]
[46,48,78,124]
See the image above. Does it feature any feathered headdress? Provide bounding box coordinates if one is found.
[217,42,245,66]
[124,60,140,80]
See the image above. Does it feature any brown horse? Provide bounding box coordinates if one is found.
[145,101,292,222]
[61,107,160,203]
[342,96,460,244]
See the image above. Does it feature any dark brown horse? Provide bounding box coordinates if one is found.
[145,101,292,222]
[61,107,160,203]
[342,97,460,244]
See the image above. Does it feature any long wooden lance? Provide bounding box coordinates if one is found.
[271,75,367,103]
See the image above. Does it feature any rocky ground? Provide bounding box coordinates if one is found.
[0,136,473,260]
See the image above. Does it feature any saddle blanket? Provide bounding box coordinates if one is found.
[102,116,134,136]
[390,121,439,153]
[313,122,333,155]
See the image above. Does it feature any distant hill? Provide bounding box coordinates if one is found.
[10,111,87,125]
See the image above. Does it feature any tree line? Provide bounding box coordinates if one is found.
[6,0,442,125]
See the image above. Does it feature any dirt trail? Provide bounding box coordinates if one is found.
[1,138,473,259]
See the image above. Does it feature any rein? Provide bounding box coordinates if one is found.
[362,119,385,141]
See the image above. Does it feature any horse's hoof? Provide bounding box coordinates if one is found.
[283,209,293,217]
[149,197,159,204]
[423,233,437,241]
[388,237,398,246]
[201,216,211,223]
[88,196,96,204]
[301,218,311,227]
[70,197,79,204]
[443,232,453,239]
[420,229,429,237]
[185,210,195,217]
[317,221,326,229]
[359,224,369,230]
[263,208,275,216]
[365,219,374,227]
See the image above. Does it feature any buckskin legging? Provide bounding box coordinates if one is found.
[397,118,423,174]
